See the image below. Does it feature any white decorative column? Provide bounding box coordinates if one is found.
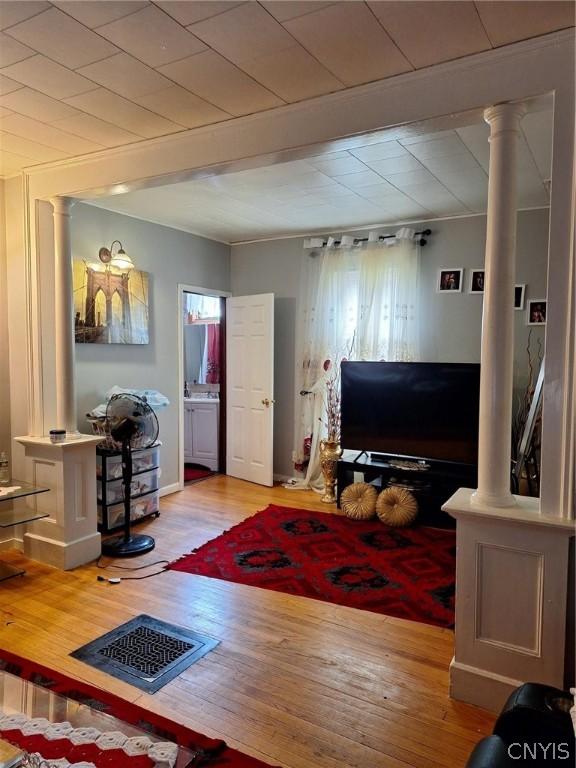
[11,197,101,570]
[51,196,77,434]
[444,102,573,713]
[473,102,525,509]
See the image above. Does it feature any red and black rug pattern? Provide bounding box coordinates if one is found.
[0,648,274,768]
[169,505,456,629]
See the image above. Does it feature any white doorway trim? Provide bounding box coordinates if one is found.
[177,283,231,491]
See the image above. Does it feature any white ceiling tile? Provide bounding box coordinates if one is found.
[55,1,149,28]
[456,124,490,172]
[5,8,119,68]
[420,152,483,177]
[306,153,366,176]
[0,149,31,174]
[402,134,468,161]
[0,31,34,67]
[333,169,389,189]
[158,51,284,116]
[156,2,243,26]
[0,2,50,30]
[64,88,184,138]
[0,130,67,161]
[385,168,437,189]
[400,180,469,209]
[78,53,173,99]
[367,154,424,175]
[399,129,456,146]
[349,140,409,163]
[475,1,575,47]
[283,2,412,86]
[1,55,97,99]
[51,113,142,148]
[522,110,553,181]
[0,112,104,154]
[262,2,336,22]
[0,105,12,118]
[236,44,343,102]
[98,5,207,67]
[191,3,296,62]
[134,85,230,128]
[368,2,490,68]
[0,73,23,95]
[356,180,407,198]
[0,87,80,122]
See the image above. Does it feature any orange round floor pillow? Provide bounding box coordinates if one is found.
[376,487,418,527]
[340,482,378,520]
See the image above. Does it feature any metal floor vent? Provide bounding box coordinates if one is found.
[71,614,219,693]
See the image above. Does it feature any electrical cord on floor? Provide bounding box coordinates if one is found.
[97,555,169,570]
[97,571,167,583]
[96,555,170,582]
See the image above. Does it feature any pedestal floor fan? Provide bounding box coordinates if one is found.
[102,393,159,557]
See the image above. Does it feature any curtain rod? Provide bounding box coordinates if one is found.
[320,228,431,248]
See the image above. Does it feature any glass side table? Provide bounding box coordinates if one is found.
[0,481,49,582]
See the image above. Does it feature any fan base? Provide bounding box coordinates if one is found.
[102,534,155,558]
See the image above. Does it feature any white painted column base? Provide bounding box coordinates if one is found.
[443,488,573,713]
[15,435,102,570]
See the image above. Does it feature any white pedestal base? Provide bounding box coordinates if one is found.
[443,488,573,713]
[15,435,102,570]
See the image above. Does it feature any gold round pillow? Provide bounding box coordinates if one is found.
[376,487,418,527]
[341,482,378,520]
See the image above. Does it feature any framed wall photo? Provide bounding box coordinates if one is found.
[514,284,526,310]
[527,299,546,325]
[437,268,463,293]
[469,269,485,293]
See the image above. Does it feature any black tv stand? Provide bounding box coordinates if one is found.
[337,451,477,528]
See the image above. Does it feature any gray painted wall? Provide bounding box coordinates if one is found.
[72,204,230,489]
[231,208,549,478]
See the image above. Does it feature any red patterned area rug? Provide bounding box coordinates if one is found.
[169,505,456,629]
[0,648,274,767]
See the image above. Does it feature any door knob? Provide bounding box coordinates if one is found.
[261,398,275,407]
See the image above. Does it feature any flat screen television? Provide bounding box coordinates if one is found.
[340,361,480,465]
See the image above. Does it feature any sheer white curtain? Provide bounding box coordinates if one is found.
[288,230,420,490]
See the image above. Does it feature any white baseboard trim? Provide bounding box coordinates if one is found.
[23,531,101,571]
[449,657,522,713]
[0,536,23,552]
[159,482,181,497]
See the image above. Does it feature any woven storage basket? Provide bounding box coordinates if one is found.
[376,487,418,527]
[340,482,378,520]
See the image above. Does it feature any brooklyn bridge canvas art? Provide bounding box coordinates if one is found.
[73,261,149,345]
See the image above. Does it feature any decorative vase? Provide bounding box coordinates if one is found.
[319,438,343,503]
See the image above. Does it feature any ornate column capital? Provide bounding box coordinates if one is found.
[50,196,75,216]
[484,102,526,138]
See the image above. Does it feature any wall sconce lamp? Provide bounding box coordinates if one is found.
[98,240,135,271]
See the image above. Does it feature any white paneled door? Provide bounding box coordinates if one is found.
[226,294,274,486]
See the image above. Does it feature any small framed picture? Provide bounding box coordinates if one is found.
[527,299,546,325]
[437,268,463,293]
[514,284,526,311]
[469,269,485,293]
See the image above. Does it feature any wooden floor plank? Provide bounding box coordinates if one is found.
[0,476,493,767]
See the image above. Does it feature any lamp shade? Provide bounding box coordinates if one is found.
[110,247,134,271]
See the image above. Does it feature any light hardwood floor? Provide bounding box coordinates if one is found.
[0,476,494,767]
